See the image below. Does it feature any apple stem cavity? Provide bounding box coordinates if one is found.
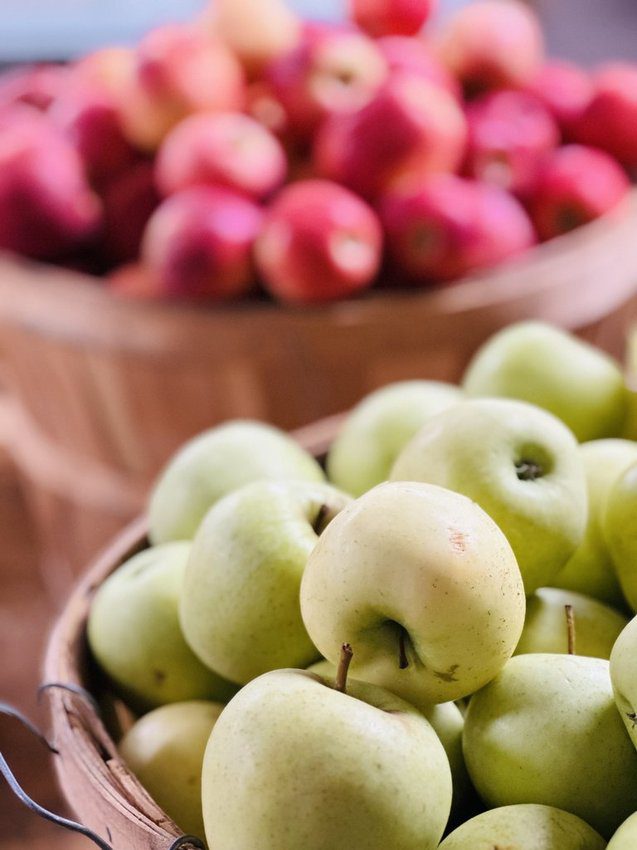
[515,459,543,481]
[398,629,409,670]
[334,643,354,694]
[565,604,576,655]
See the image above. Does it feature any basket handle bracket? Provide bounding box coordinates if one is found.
[0,700,205,850]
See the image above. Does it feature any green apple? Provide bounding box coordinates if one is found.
[390,398,587,595]
[327,381,462,497]
[300,481,525,706]
[610,616,637,751]
[88,543,236,711]
[462,321,628,442]
[181,481,351,684]
[439,804,606,850]
[463,653,637,837]
[515,587,628,659]
[201,668,452,850]
[604,460,637,611]
[307,659,471,812]
[148,420,325,544]
[119,700,222,840]
[553,439,637,606]
[608,812,637,849]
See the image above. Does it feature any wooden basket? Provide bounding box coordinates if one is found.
[3,193,637,585]
[41,420,334,850]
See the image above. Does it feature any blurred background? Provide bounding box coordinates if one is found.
[2,0,637,64]
[1,0,637,847]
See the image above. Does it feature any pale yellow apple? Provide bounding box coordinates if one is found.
[202,669,452,850]
[463,321,628,442]
[439,804,605,849]
[181,481,351,684]
[327,380,462,497]
[603,460,637,611]
[610,615,637,751]
[391,398,587,594]
[300,481,526,705]
[464,653,637,837]
[148,420,324,544]
[307,658,471,812]
[515,587,628,659]
[88,543,236,710]
[553,439,637,606]
[608,812,637,849]
[120,700,222,840]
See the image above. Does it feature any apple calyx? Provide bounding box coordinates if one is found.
[334,643,354,694]
[515,459,543,481]
[565,604,576,655]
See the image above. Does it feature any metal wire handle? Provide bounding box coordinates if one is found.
[0,699,206,850]
[38,681,102,715]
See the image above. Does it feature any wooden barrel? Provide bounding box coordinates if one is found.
[3,193,637,585]
[42,420,334,850]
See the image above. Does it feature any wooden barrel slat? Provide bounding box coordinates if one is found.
[2,194,637,584]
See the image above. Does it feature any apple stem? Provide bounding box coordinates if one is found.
[334,643,353,694]
[398,630,409,670]
[313,504,329,534]
[565,604,576,655]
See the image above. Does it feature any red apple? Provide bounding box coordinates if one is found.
[142,186,262,300]
[573,63,637,169]
[376,36,460,98]
[0,111,101,260]
[530,144,630,241]
[381,175,536,282]
[50,82,137,187]
[119,24,246,152]
[465,90,559,197]
[74,47,135,95]
[526,61,593,138]
[349,0,437,38]
[156,112,287,200]
[255,179,382,303]
[0,63,69,111]
[266,23,387,140]
[438,0,544,95]
[201,0,301,74]
[314,73,467,200]
[101,161,160,265]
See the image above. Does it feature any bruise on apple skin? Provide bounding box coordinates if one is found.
[434,664,460,683]
[153,668,167,685]
[448,528,468,554]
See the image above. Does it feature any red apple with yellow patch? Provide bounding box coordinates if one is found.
[315,73,467,199]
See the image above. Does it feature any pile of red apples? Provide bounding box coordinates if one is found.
[1,0,636,305]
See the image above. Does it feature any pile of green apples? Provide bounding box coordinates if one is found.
[88,320,637,850]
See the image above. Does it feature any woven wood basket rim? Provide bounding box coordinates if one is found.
[2,192,637,358]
